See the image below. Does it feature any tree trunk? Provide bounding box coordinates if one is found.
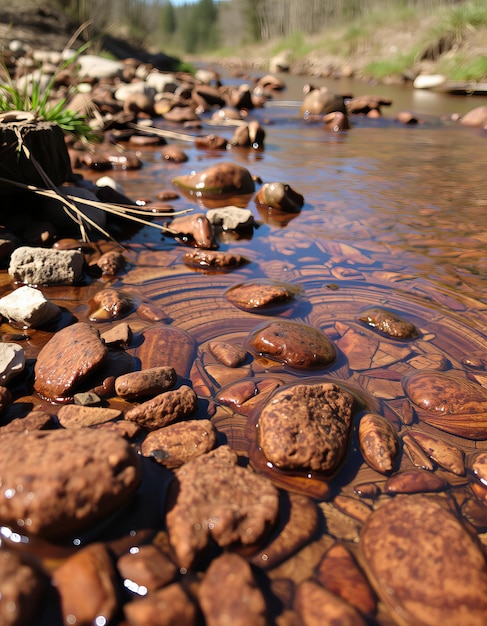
[0,119,73,192]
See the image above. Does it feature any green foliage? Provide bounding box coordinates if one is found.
[363,53,416,80]
[0,47,95,141]
[437,54,487,81]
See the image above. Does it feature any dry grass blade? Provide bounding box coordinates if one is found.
[129,122,199,143]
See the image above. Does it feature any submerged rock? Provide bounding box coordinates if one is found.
[360,495,487,626]
[254,182,304,212]
[225,279,301,312]
[358,307,417,339]
[403,369,487,439]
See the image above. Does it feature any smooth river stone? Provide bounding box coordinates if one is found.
[360,495,487,626]
[225,279,301,311]
[358,307,417,339]
[0,429,140,538]
[172,162,255,199]
[403,369,487,439]
[34,322,108,402]
[133,325,196,379]
[247,320,336,369]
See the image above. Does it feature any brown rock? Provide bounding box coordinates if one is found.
[92,419,141,440]
[96,250,126,275]
[199,552,268,626]
[230,120,266,149]
[402,369,487,439]
[358,307,417,339]
[0,428,140,538]
[182,249,248,270]
[34,322,108,402]
[124,583,198,625]
[157,189,180,201]
[57,404,122,428]
[52,543,119,626]
[169,213,215,249]
[225,280,301,311]
[384,468,448,494]
[141,419,217,468]
[125,385,197,430]
[254,183,304,212]
[136,301,171,323]
[323,111,350,131]
[163,106,200,123]
[294,580,367,626]
[0,409,54,434]
[89,288,135,321]
[0,385,12,411]
[0,550,46,626]
[358,413,399,474]
[209,341,247,368]
[115,366,177,401]
[166,446,279,568]
[117,544,177,593]
[251,493,320,570]
[317,543,377,618]
[172,162,255,199]
[133,325,196,378]
[300,87,347,117]
[247,320,336,369]
[406,430,465,475]
[194,134,228,150]
[258,382,354,473]
[161,145,189,163]
[360,495,487,626]
[101,322,132,347]
[346,95,392,115]
[460,106,487,127]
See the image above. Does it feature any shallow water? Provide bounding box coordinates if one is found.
[3,71,487,623]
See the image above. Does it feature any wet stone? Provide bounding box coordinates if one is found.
[96,250,126,275]
[161,145,188,162]
[169,213,215,249]
[101,322,132,347]
[407,430,465,475]
[182,249,248,271]
[209,341,247,368]
[358,307,417,339]
[34,322,108,402]
[52,543,119,626]
[57,403,122,428]
[133,325,196,379]
[172,162,255,199]
[206,206,254,231]
[0,409,54,434]
[384,468,449,494]
[141,419,218,468]
[124,582,197,626]
[317,543,377,618]
[117,544,177,594]
[0,550,46,626]
[136,300,171,323]
[403,369,487,439]
[0,285,61,328]
[294,580,367,626]
[115,366,177,401]
[8,245,84,286]
[89,288,135,321]
[360,495,487,626]
[0,428,140,538]
[124,385,197,430]
[225,280,301,312]
[166,445,279,569]
[0,342,25,385]
[247,320,336,369]
[254,182,304,213]
[358,413,399,474]
[199,552,268,626]
[258,382,355,474]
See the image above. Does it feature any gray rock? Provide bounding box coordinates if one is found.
[206,206,254,231]
[8,246,84,286]
[0,342,25,385]
[0,285,61,328]
[77,54,124,79]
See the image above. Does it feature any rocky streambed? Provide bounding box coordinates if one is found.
[0,41,487,626]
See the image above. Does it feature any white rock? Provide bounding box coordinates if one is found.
[206,206,254,231]
[8,247,85,287]
[95,176,125,194]
[145,71,178,93]
[77,55,124,79]
[413,74,447,89]
[114,82,156,102]
[0,286,61,328]
[16,70,52,96]
[0,343,25,385]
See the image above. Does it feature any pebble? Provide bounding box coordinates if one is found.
[0,285,61,327]
[115,365,177,401]
[358,307,417,339]
[89,288,135,321]
[208,341,247,368]
[247,320,336,369]
[124,582,197,625]
[117,544,177,594]
[172,162,255,198]
[258,382,355,473]
[384,468,448,494]
[358,412,399,474]
[124,385,197,430]
[0,549,46,625]
[8,245,84,286]
[141,419,217,468]
[34,322,108,401]
[225,279,301,311]
[57,404,122,428]
[0,342,25,385]
[182,249,248,270]
[0,428,140,538]
[294,580,367,626]
[166,445,279,569]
